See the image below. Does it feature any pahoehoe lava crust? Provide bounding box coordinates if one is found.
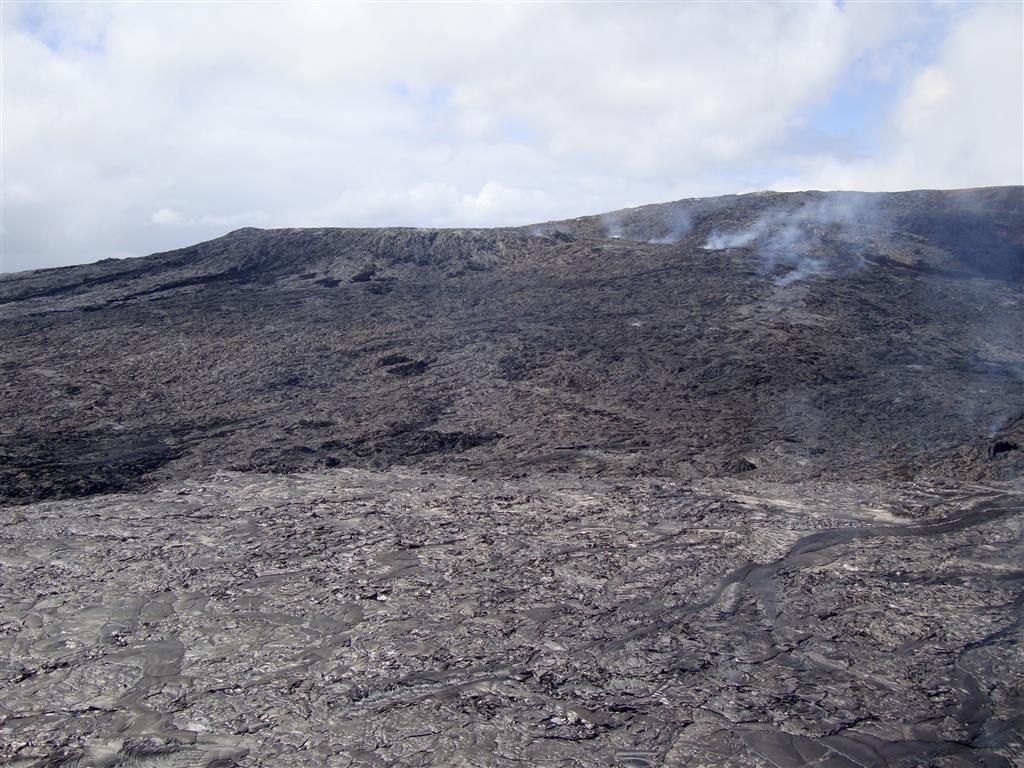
[2,472,1021,766]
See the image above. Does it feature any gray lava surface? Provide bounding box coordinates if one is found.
[2,471,1022,766]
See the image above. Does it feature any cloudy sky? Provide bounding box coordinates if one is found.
[2,1,1022,271]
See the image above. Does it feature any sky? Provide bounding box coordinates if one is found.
[2,1,1022,272]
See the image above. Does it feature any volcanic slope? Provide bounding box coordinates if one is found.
[2,187,1024,768]
[2,187,1021,503]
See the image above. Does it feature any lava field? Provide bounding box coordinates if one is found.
[1,187,1022,767]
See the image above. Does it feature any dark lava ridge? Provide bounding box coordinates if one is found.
[2,186,1021,504]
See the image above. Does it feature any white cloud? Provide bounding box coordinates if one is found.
[151,207,182,225]
[309,183,459,227]
[775,3,1023,191]
[149,208,265,228]
[1,2,1020,271]
[456,182,552,225]
[2,181,37,204]
[306,181,551,228]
